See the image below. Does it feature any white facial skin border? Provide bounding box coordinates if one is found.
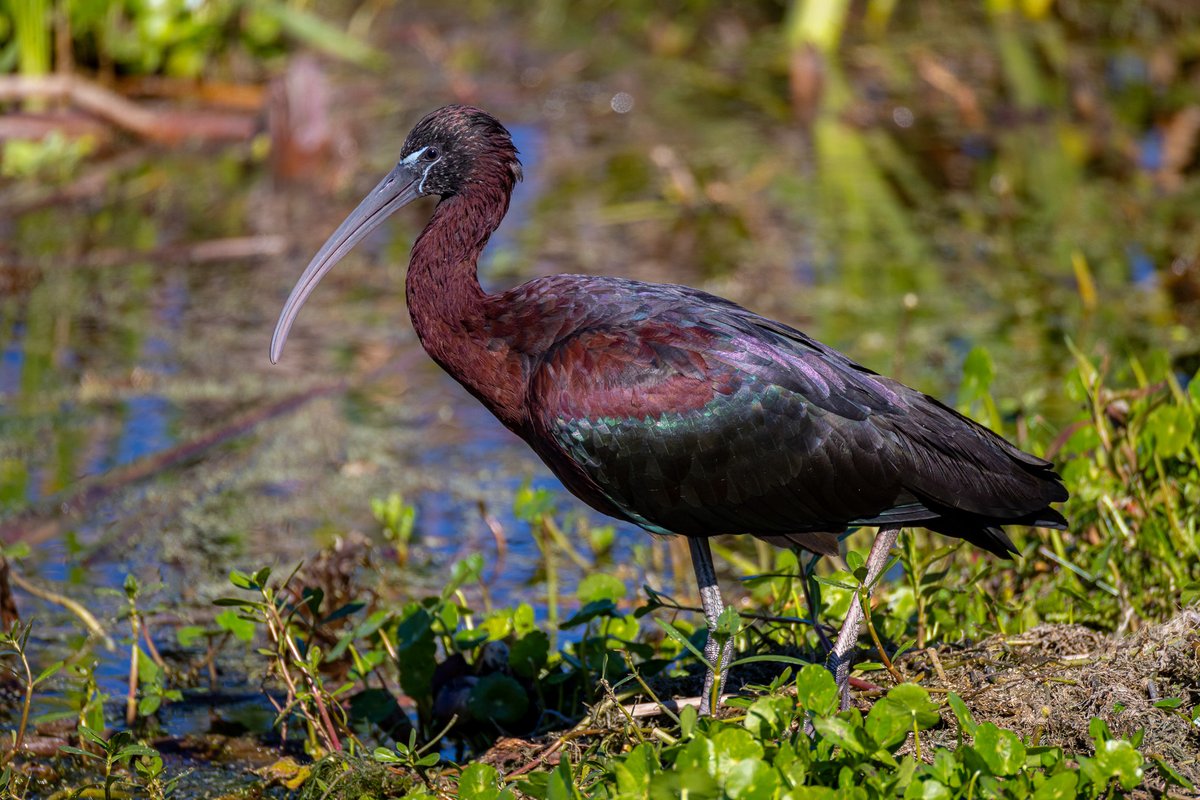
[399,146,440,194]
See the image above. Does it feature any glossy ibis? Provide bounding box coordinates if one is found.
[271,106,1068,715]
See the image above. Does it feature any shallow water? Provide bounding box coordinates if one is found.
[0,122,660,766]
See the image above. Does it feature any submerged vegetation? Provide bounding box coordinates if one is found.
[1,0,1198,798]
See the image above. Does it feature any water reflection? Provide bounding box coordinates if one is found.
[0,124,598,735]
[108,395,172,470]
[0,322,24,397]
[483,123,543,273]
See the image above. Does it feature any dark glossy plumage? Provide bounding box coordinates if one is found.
[272,105,1069,713]
[509,276,1068,557]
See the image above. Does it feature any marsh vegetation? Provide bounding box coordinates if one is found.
[0,1,1198,797]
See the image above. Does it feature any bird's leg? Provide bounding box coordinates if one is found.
[825,526,901,710]
[689,536,733,716]
[798,550,834,654]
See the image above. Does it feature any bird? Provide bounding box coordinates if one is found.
[270,105,1068,716]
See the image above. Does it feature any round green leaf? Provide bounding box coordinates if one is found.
[795,664,839,717]
[614,742,659,796]
[723,757,779,799]
[1095,739,1144,790]
[974,723,1026,776]
[904,779,951,800]
[866,698,911,750]
[675,734,718,779]
[458,762,504,800]
[886,683,940,728]
[713,727,763,766]
[744,695,794,740]
[578,573,626,604]
[467,673,529,726]
[1032,771,1077,800]
[509,630,550,678]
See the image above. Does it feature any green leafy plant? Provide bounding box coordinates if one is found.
[131,751,186,800]
[523,666,1160,799]
[58,726,162,800]
[106,574,181,726]
[215,566,354,756]
[372,728,443,792]
[9,0,386,81]
[0,621,63,764]
[1,132,96,183]
[372,492,417,567]
[0,764,30,800]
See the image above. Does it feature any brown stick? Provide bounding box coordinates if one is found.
[114,76,265,110]
[0,111,113,143]
[6,569,113,648]
[80,235,289,268]
[0,556,18,627]
[925,647,949,685]
[140,618,167,670]
[0,75,257,143]
[478,500,509,575]
[1,235,288,279]
[915,53,986,130]
[503,727,607,779]
[623,694,736,719]
[0,734,68,758]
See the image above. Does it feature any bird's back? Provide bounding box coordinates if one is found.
[484,275,1066,555]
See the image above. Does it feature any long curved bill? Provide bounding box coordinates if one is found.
[270,161,424,364]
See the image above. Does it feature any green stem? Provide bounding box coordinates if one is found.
[11,0,50,113]
[13,642,33,759]
[539,518,559,645]
[126,612,140,726]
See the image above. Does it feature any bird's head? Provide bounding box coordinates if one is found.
[400,104,522,197]
[269,105,521,364]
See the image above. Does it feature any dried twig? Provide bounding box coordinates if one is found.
[79,235,289,269]
[622,693,737,719]
[0,556,18,628]
[926,647,949,686]
[0,75,257,143]
[503,727,607,780]
[5,569,113,649]
[478,500,509,576]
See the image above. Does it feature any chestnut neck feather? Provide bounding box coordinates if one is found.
[405,180,527,430]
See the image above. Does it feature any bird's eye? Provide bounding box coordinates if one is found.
[423,147,440,162]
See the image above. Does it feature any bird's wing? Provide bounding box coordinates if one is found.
[736,310,1067,536]
[526,286,1065,554]
[527,302,926,545]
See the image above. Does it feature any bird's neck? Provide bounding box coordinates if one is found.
[405,187,527,427]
